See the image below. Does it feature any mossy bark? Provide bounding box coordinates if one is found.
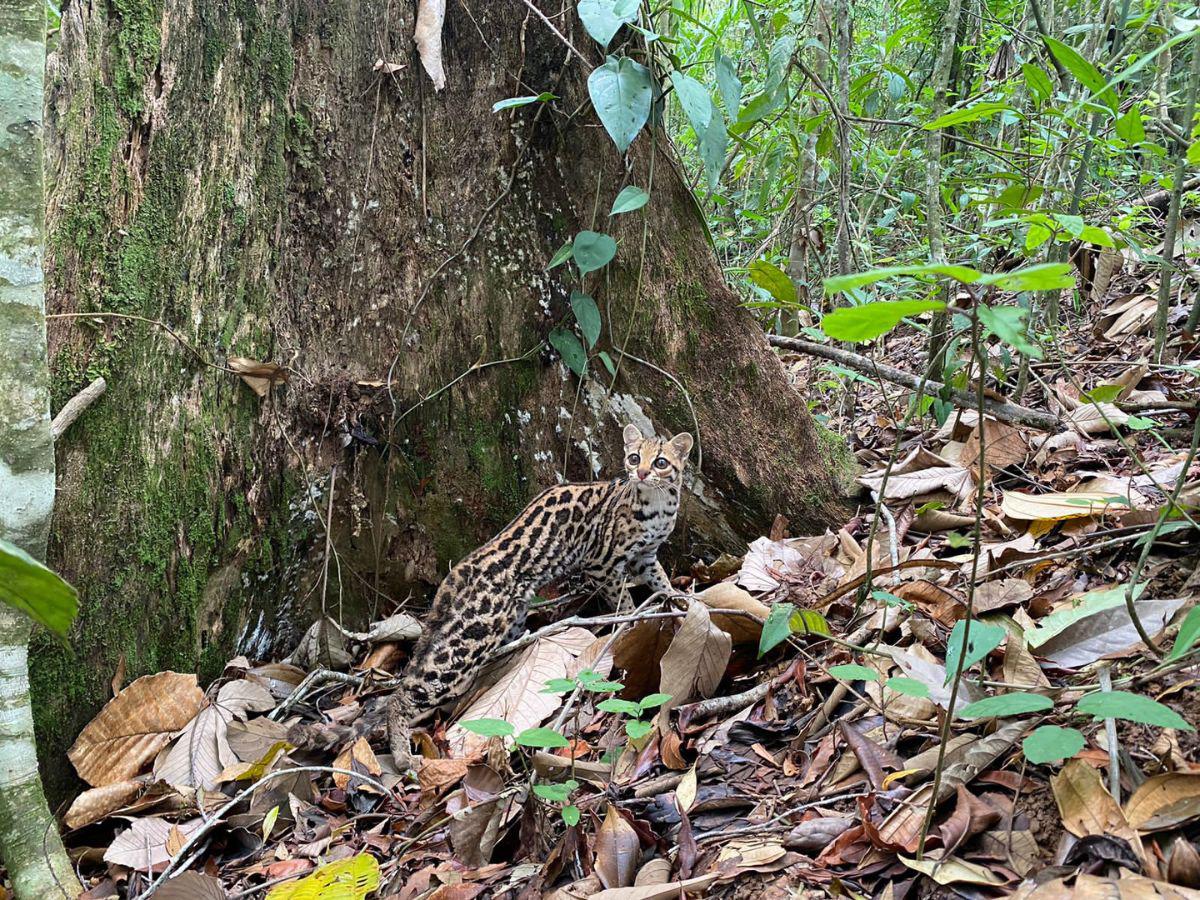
[40,0,854,801]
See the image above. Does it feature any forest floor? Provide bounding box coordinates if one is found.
[60,238,1200,899]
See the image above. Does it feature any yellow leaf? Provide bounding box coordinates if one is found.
[883,768,921,789]
[266,854,380,900]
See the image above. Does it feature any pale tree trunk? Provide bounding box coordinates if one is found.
[833,0,852,277]
[37,0,858,800]
[924,0,965,369]
[0,1,84,895]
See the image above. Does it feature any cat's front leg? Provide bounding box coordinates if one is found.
[630,555,674,597]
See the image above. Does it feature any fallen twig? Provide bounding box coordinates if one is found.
[768,334,1061,430]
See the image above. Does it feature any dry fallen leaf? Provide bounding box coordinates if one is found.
[104,816,204,870]
[447,627,603,758]
[414,0,447,90]
[695,582,767,643]
[69,672,205,787]
[64,779,146,829]
[332,736,383,792]
[588,875,719,900]
[1126,772,1200,832]
[595,804,640,889]
[1000,489,1131,522]
[1052,758,1143,862]
[228,357,288,397]
[656,601,732,721]
[898,849,1007,886]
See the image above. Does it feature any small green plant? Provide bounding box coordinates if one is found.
[460,671,671,825]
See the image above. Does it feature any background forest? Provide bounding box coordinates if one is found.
[0,0,1198,895]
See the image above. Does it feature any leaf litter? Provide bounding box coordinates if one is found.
[66,245,1200,897]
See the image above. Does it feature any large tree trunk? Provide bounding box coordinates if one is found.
[38,0,856,799]
[0,1,85,893]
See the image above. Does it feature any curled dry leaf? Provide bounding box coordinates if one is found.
[589,875,719,900]
[656,601,732,721]
[784,817,854,853]
[1000,489,1131,522]
[595,803,641,889]
[633,858,673,886]
[153,871,227,900]
[69,672,205,787]
[695,582,767,643]
[64,779,146,829]
[332,736,383,792]
[859,446,975,506]
[898,850,1006,886]
[413,0,447,90]
[228,357,288,397]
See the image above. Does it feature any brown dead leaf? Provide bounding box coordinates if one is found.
[448,626,603,758]
[153,872,226,900]
[69,672,205,787]
[588,875,719,900]
[418,758,470,796]
[975,579,1034,613]
[613,620,675,699]
[332,736,383,792]
[228,357,288,397]
[64,779,146,829]
[1012,871,1200,898]
[962,419,1028,473]
[898,850,1006,886]
[1126,773,1200,832]
[595,804,640,889]
[414,0,447,90]
[1053,759,1142,860]
[656,602,731,721]
[696,582,767,643]
[104,816,204,870]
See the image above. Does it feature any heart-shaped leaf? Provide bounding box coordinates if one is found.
[587,55,653,154]
[573,231,617,276]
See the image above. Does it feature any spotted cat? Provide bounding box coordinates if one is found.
[387,424,692,767]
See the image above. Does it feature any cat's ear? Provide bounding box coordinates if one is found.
[623,424,643,447]
[670,433,694,459]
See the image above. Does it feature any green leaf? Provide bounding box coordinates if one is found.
[1167,606,1200,662]
[625,719,653,739]
[790,608,830,637]
[0,539,79,639]
[459,718,515,738]
[1084,384,1124,403]
[581,679,625,692]
[1044,35,1118,112]
[534,782,573,802]
[1023,725,1085,763]
[547,241,574,269]
[638,692,672,710]
[515,727,572,748]
[827,664,880,682]
[1115,104,1145,143]
[1126,415,1158,431]
[944,620,1006,685]
[695,98,727,189]
[571,291,602,349]
[980,262,1075,291]
[715,49,741,114]
[978,304,1043,359]
[924,101,1017,129]
[587,55,653,154]
[1188,141,1200,167]
[1022,63,1053,104]
[562,804,581,826]
[610,185,649,215]
[758,602,795,657]
[671,70,712,130]
[824,263,983,294]
[573,230,617,276]
[549,326,588,377]
[885,677,930,698]
[542,678,578,694]
[492,92,557,112]
[821,300,946,342]
[598,698,642,716]
[958,692,1054,720]
[1076,691,1193,730]
[577,0,639,47]
[1026,585,1144,647]
[748,260,797,305]
[598,350,617,376]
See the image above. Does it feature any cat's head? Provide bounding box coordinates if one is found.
[622,424,693,487]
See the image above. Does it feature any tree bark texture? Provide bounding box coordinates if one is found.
[0,1,86,893]
[39,0,857,799]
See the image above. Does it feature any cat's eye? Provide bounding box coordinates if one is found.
[627,453,640,465]
[653,457,670,469]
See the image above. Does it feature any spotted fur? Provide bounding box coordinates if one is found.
[387,424,693,767]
